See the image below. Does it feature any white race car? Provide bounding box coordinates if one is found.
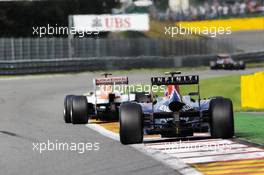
[63,73,136,124]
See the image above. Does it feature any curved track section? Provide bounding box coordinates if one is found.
[0,68,263,175]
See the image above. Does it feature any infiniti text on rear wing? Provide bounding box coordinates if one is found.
[94,77,129,85]
[151,75,199,85]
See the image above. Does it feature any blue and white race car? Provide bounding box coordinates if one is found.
[119,72,234,144]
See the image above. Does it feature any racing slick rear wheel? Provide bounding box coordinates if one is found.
[209,98,234,139]
[71,96,89,124]
[119,103,143,144]
[210,61,217,70]
[63,95,74,123]
[238,61,246,70]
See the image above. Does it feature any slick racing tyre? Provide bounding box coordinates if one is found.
[239,61,246,70]
[119,103,143,144]
[63,95,74,123]
[210,61,217,70]
[209,98,234,139]
[71,96,89,124]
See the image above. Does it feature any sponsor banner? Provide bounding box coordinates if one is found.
[73,14,149,32]
[151,75,199,85]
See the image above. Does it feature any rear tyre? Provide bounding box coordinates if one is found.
[239,61,246,70]
[210,61,217,70]
[63,95,74,123]
[209,98,234,139]
[119,103,143,144]
[71,96,88,124]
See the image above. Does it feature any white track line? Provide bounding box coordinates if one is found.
[144,139,232,149]
[159,143,249,154]
[86,124,202,175]
[86,123,264,174]
[87,124,119,141]
[182,152,264,164]
[167,147,263,158]
[144,139,264,164]
[133,143,202,175]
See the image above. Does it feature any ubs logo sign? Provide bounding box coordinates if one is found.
[92,17,103,28]
[73,14,149,32]
[105,17,131,29]
[92,16,131,29]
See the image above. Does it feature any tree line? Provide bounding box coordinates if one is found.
[0,0,119,37]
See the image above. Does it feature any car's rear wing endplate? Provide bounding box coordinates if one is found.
[95,76,128,85]
[151,75,199,85]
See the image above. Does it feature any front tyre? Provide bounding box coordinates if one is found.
[63,95,74,123]
[71,96,88,124]
[209,98,234,139]
[119,103,143,144]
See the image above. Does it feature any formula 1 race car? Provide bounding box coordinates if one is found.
[210,54,246,70]
[63,73,136,124]
[119,72,234,144]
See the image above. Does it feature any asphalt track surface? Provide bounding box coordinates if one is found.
[0,68,263,175]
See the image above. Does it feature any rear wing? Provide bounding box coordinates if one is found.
[151,75,199,85]
[94,76,129,85]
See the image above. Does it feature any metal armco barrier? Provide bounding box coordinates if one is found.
[0,38,234,60]
[0,51,263,75]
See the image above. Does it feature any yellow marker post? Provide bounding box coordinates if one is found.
[241,72,264,109]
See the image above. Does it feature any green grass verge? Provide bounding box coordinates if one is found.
[199,75,241,111]
[246,61,264,68]
[155,75,241,111]
[180,74,263,112]
[235,112,264,145]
